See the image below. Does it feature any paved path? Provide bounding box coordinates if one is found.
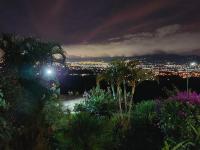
[62,97,85,111]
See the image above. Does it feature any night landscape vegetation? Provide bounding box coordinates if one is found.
[0,0,200,150]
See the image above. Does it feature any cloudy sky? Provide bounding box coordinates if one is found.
[1,0,200,57]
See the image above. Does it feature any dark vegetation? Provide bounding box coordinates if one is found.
[0,34,199,150]
[60,74,200,101]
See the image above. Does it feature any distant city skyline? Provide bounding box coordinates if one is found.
[1,0,200,57]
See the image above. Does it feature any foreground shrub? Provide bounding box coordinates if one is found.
[117,100,163,150]
[0,90,12,149]
[42,96,65,127]
[65,112,116,150]
[160,98,200,149]
[39,96,68,149]
[132,100,158,125]
[74,87,117,117]
[162,140,194,150]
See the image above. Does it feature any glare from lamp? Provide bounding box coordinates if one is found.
[47,69,52,75]
[45,67,55,77]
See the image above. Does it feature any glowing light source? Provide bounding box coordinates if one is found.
[190,62,197,67]
[46,68,53,75]
[45,67,55,77]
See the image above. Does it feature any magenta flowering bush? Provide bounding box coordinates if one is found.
[170,91,200,105]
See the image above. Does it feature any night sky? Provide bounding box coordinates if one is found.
[1,0,200,57]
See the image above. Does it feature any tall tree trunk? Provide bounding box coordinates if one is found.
[123,79,127,112]
[96,79,100,88]
[117,84,122,117]
[111,83,116,99]
[128,81,136,121]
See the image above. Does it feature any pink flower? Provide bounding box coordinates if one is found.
[170,91,200,105]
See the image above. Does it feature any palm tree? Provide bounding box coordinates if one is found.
[97,60,124,115]
[111,60,124,115]
[126,60,154,120]
[96,68,116,99]
[97,59,154,119]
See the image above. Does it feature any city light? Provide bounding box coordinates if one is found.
[190,62,197,67]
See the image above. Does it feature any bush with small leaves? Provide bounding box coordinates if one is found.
[118,100,163,150]
[160,98,200,150]
[65,112,107,150]
[74,87,117,117]
[132,100,158,125]
[39,96,68,149]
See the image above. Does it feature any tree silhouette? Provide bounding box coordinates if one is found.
[0,33,66,149]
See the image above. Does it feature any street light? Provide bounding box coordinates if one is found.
[46,68,53,75]
[186,62,197,97]
[44,66,55,78]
